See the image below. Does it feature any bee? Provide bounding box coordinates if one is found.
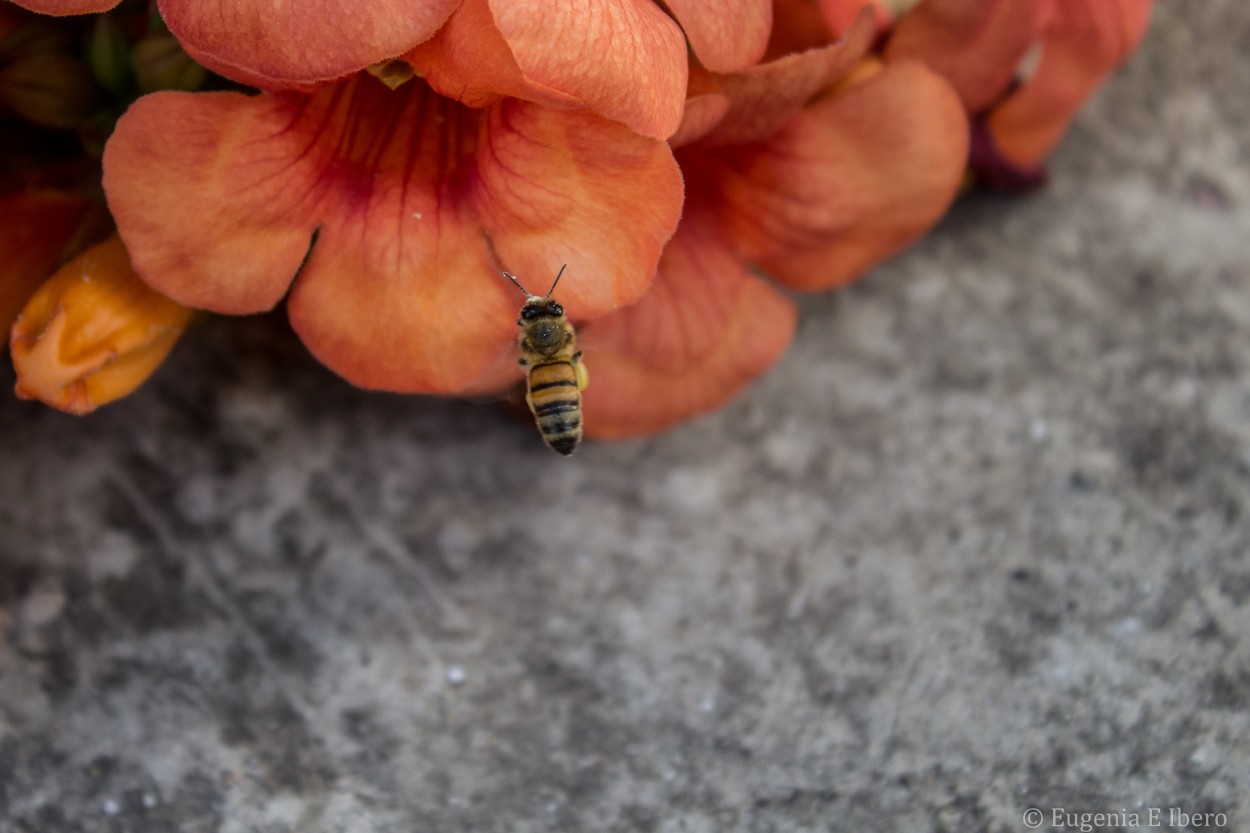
[504,265,587,456]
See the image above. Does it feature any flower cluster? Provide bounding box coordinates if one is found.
[2,0,1151,438]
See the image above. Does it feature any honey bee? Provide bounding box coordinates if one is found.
[504,265,587,456]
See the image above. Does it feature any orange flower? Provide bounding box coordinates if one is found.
[154,0,695,141]
[1,3,202,415]
[10,235,193,414]
[888,0,1152,182]
[978,0,1152,170]
[102,69,684,394]
[549,11,969,436]
[808,0,1152,187]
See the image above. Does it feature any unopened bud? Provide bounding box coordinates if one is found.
[88,14,133,96]
[130,34,206,93]
[10,235,194,414]
[0,19,74,64]
[0,50,100,130]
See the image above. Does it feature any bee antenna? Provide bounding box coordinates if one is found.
[502,271,534,298]
[544,263,568,299]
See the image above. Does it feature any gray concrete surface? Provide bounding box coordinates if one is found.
[2,2,1248,831]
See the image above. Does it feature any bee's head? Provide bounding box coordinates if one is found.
[520,298,564,321]
[520,298,565,350]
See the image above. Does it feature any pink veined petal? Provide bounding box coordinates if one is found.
[292,98,684,393]
[103,90,321,314]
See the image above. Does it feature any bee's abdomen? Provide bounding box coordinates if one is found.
[527,361,582,455]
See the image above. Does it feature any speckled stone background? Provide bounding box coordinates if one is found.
[2,2,1248,832]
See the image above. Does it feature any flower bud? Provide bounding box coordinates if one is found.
[130,34,206,94]
[88,14,133,97]
[0,50,100,130]
[0,19,73,64]
[10,235,194,415]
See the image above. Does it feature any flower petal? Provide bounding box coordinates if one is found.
[702,59,968,290]
[769,0,838,57]
[986,0,1152,167]
[692,8,875,146]
[285,205,514,394]
[293,97,683,393]
[577,210,796,438]
[666,0,771,73]
[103,90,318,313]
[470,100,683,320]
[5,0,119,14]
[156,0,460,89]
[0,188,90,337]
[104,76,682,394]
[408,0,688,138]
[404,0,580,111]
[488,0,688,139]
[886,0,1057,112]
[670,93,730,148]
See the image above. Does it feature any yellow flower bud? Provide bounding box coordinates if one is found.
[10,235,194,415]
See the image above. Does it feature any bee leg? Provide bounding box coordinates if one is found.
[569,351,588,389]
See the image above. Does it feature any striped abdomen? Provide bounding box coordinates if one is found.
[526,360,582,456]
